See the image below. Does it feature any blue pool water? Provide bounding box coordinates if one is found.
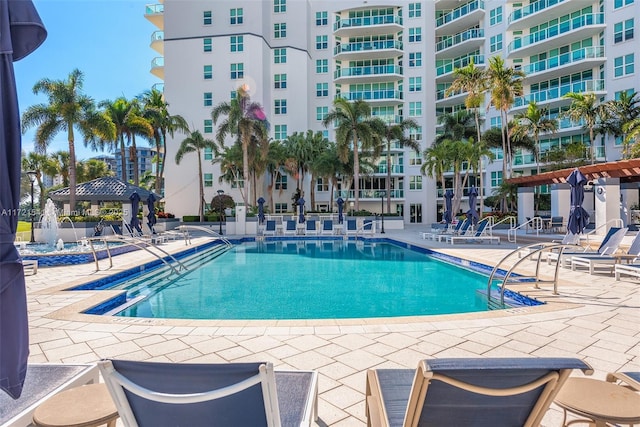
[104,240,540,320]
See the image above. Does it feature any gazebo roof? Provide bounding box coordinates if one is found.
[48,177,160,203]
[506,159,640,187]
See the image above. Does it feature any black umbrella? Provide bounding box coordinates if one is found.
[0,0,46,399]
[257,197,265,224]
[146,193,157,229]
[336,197,344,224]
[297,197,305,223]
[129,192,141,231]
[466,186,480,225]
[566,169,590,235]
[443,189,454,225]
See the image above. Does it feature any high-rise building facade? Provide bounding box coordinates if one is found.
[147,0,638,223]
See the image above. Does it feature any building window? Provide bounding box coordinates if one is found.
[274,124,287,140]
[203,11,212,25]
[274,99,287,114]
[274,23,286,38]
[203,65,212,80]
[316,35,328,50]
[274,0,286,13]
[489,6,502,25]
[614,54,634,77]
[203,38,212,52]
[274,203,287,213]
[204,119,213,133]
[409,52,422,67]
[491,171,502,187]
[204,92,212,107]
[409,176,422,190]
[409,102,422,117]
[231,179,245,189]
[316,11,328,26]
[274,73,287,89]
[490,116,502,129]
[230,8,243,25]
[275,174,287,190]
[408,3,421,18]
[614,0,634,8]
[230,63,244,79]
[409,126,422,142]
[490,34,502,52]
[316,106,328,121]
[409,151,422,166]
[274,48,287,64]
[204,147,213,160]
[316,82,328,97]
[204,173,213,187]
[230,35,243,52]
[408,27,422,42]
[316,177,329,192]
[321,130,329,139]
[614,19,634,43]
[316,59,328,73]
[409,77,422,92]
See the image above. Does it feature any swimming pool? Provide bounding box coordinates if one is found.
[83,240,541,320]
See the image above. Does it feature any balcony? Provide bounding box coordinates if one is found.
[144,3,164,30]
[334,40,403,61]
[436,28,484,58]
[371,115,404,125]
[436,54,485,82]
[150,31,164,55]
[521,47,606,84]
[150,56,164,80]
[512,79,606,111]
[507,13,605,58]
[333,14,403,37]
[151,83,164,92]
[507,0,574,30]
[376,165,404,174]
[436,87,468,106]
[436,0,485,35]
[334,189,404,199]
[336,90,403,105]
[334,65,402,84]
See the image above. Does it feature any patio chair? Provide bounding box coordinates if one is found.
[449,219,500,244]
[547,227,628,268]
[549,216,564,233]
[422,221,461,240]
[437,218,471,242]
[263,220,277,236]
[98,360,318,427]
[606,372,640,391]
[346,219,358,236]
[614,262,640,281]
[365,357,592,427]
[22,259,38,275]
[305,220,319,236]
[321,219,334,235]
[571,232,640,274]
[283,220,297,236]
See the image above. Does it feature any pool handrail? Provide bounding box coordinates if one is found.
[177,225,232,247]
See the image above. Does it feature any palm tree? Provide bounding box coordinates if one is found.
[485,56,525,178]
[175,129,219,222]
[211,85,268,207]
[21,152,49,210]
[21,69,115,212]
[562,92,609,164]
[601,91,640,159]
[435,110,476,145]
[422,141,453,207]
[264,139,288,213]
[77,158,113,182]
[511,101,558,174]
[625,117,640,158]
[311,142,348,212]
[322,98,378,211]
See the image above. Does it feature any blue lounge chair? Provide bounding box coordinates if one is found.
[305,220,318,235]
[449,219,500,244]
[263,220,277,236]
[615,262,640,280]
[346,219,358,236]
[321,219,334,235]
[366,357,592,427]
[422,221,462,240]
[437,218,471,242]
[283,219,297,236]
[571,232,640,274]
[547,227,628,267]
[98,360,318,427]
[606,371,640,391]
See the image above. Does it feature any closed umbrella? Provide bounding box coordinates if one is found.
[0,0,47,399]
[129,192,141,231]
[443,189,454,226]
[466,186,480,225]
[297,197,305,223]
[257,197,265,224]
[146,193,157,230]
[336,197,344,224]
[566,169,590,235]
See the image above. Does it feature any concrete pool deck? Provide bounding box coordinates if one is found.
[23,226,639,426]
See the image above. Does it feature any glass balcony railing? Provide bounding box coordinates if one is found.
[145,3,164,15]
[522,46,605,75]
[436,188,482,197]
[436,87,465,100]
[376,165,404,174]
[151,57,164,68]
[334,40,402,55]
[336,90,403,102]
[150,31,164,43]
[372,115,404,125]
[436,0,484,27]
[513,153,536,165]
[436,28,484,52]
[508,0,567,24]
[333,14,402,31]
[556,117,584,129]
[508,13,605,53]
[334,65,402,79]
[513,79,605,108]
[436,55,485,76]
[334,189,404,199]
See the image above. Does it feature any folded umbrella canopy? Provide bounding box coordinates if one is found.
[146,193,157,229]
[298,197,305,223]
[129,192,141,231]
[336,197,344,224]
[0,0,47,399]
[566,168,590,235]
[257,197,265,224]
[466,186,480,225]
[443,189,454,225]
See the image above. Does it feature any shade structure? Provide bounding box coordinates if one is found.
[336,197,344,224]
[257,197,265,224]
[466,186,480,225]
[129,192,141,231]
[146,193,157,228]
[443,189,454,225]
[297,197,305,223]
[0,0,47,399]
[566,169,590,235]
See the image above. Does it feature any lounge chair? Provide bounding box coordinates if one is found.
[518,232,580,260]
[363,219,374,235]
[571,232,640,274]
[283,220,297,236]
[263,220,277,236]
[438,218,471,242]
[422,221,462,240]
[365,357,592,427]
[549,216,564,233]
[449,219,500,244]
[98,360,318,427]
[305,220,319,236]
[321,220,334,235]
[615,263,640,281]
[346,219,358,236]
[606,372,640,391]
[22,259,38,275]
[547,227,628,267]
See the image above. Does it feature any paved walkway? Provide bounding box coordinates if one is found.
[24,226,639,426]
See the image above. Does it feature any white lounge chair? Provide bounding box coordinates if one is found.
[449,220,500,244]
[263,220,277,236]
[547,227,628,267]
[22,259,38,275]
[571,232,640,275]
[321,220,334,235]
[345,219,358,236]
[439,219,472,243]
[305,220,319,236]
[615,263,640,281]
[422,221,462,240]
[283,220,297,236]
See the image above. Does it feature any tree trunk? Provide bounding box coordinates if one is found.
[475,110,484,216]
[154,134,162,193]
[68,126,77,214]
[119,134,127,182]
[131,135,139,186]
[241,135,249,207]
[353,134,360,211]
[158,130,167,193]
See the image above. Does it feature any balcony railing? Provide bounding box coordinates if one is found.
[376,165,404,174]
[150,31,164,43]
[333,14,402,31]
[436,55,485,77]
[334,40,402,55]
[336,90,403,102]
[508,0,567,25]
[437,0,484,27]
[436,28,484,52]
[436,87,465,100]
[513,153,536,166]
[334,65,402,79]
[334,189,404,199]
[522,46,605,75]
[513,79,605,108]
[508,13,605,53]
[372,115,404,125]
[151,57,164,68]
[436,188,482,197]
[145,3,164,15]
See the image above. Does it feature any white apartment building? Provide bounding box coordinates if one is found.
[146,0,639,224]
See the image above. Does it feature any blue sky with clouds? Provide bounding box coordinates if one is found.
[15,0,161,160]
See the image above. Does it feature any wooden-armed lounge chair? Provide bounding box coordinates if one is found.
[365,357,592,427]
[98,360,318,427]
[606,372,640,391]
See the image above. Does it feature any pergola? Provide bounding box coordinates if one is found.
[506,159,640,187]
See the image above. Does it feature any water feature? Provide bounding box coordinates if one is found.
[40,199,59,246]
[58,216,79,243]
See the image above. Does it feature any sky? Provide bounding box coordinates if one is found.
[15,0,161,160]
